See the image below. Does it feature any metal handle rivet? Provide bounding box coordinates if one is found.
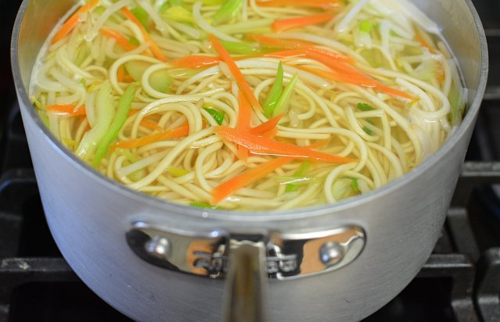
[320,242,345,267]
[145,236,171,259]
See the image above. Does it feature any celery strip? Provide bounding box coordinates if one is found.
[285,161,310,192]
[272,73,299,117]
[92,84,137,167]
[76,81,115,161]
[357,103,374,111]
[212,0,243,25]
[190,202,226,210]
[131,7,150,30]
[162,6,195,23]
[220,40,265,55]
[263,62,284,118]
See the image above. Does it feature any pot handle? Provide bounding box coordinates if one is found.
[223,240,267,322]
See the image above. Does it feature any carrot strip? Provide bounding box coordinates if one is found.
[100,28,138,51]
[121,7,167,62]
[416,34,436,54]
[211,156,294,204]
[171,55,222,69]
[209,34,262,111]
[272,14,334,33]
[250,113,284,136]
[215,126,356,163]
[117,65,125,83]
[46,104,86,117]
[263,49,306,59]
[236,92,251,162]
[249,34,314,49]
[112,124,189,150]
[374,84,415,100]
[51,0,100,44]
[140,120,163,131]
[256,0,341,8]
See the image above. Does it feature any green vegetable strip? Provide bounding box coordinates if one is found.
[212,0,243,25]
[263,62,284,118]
[131,7,150,30]
[204,108,225,125]
[351,178,360,192]
[286,161,311,192]
[357,103,375,111]
[76,81,115,161]
[92,83,137,167]
[168,167,190,177]
[272,73,299,117]
[219,40,265,55]
[359,20,373,33]
[190,202,225,210]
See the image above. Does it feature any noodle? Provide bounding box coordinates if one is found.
[30,0,466,211]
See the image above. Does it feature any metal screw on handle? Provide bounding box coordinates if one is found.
[223,240,267,322]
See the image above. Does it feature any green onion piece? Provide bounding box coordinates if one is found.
[362,126,373,135]
[168,167,190,177]
[131,7,150,31]
[263,62,284,118]
[204,108,225,125]
[351,178,360,192]
[359,20,373,34]
[190,202,225,210]
[92,83,137,167]
[357,103,375,111]
[272,73,299,117]
[219,40,265,55]
[286,161,311,192]
[212,0,243,25]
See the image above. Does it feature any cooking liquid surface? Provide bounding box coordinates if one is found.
[29,0,465,211]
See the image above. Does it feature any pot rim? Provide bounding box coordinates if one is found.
[10,0,489,223]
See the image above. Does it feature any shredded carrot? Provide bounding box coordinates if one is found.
[51,0,100,44]
[416,34,436,54]
[249,34,313,49]
[305,47,355,64]
[112,124,189,150]
[215,126,356,163]
[236,92,252,162]
[121,7,167,62]
[374,84,415,100]
[117,65,125,83]
[46,104,86,117]
[256,0,341,8]
[100,28,138,51]
[171,55,222,69]
[209,34,262,111]
[263,49,307,59]
[272,14,334,33]
[211,156,294,204]
[140,119,164,131]
[250,113,284,136]
[304,50,360,75]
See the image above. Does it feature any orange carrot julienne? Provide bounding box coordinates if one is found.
[100,28,138,51]
[117,65,125,83]
[304,50,360,75]
[172,55,222,69]
[250,113,284,136]
[272,13,335,33]
[140,120,163,131]
[374,84,415,100]
[51,0,100,44]
[256,0,341,8]
[215,126,356,163]
[263,49,307,59]
[46,104,86,116]
[236,92,252,162]
[209,34,262,111]
[249,34,314,49]
[112,124,189,150]
[121,7,167,62]
[416,34,436,54]
[211,156,294,204]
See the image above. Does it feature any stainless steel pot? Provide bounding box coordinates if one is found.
[11,1,488,321]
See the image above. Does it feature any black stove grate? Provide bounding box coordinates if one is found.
[1,0,500,321]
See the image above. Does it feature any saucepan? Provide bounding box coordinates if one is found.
[11,0,488,321]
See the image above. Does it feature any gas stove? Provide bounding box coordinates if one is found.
[1,0,499,321]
